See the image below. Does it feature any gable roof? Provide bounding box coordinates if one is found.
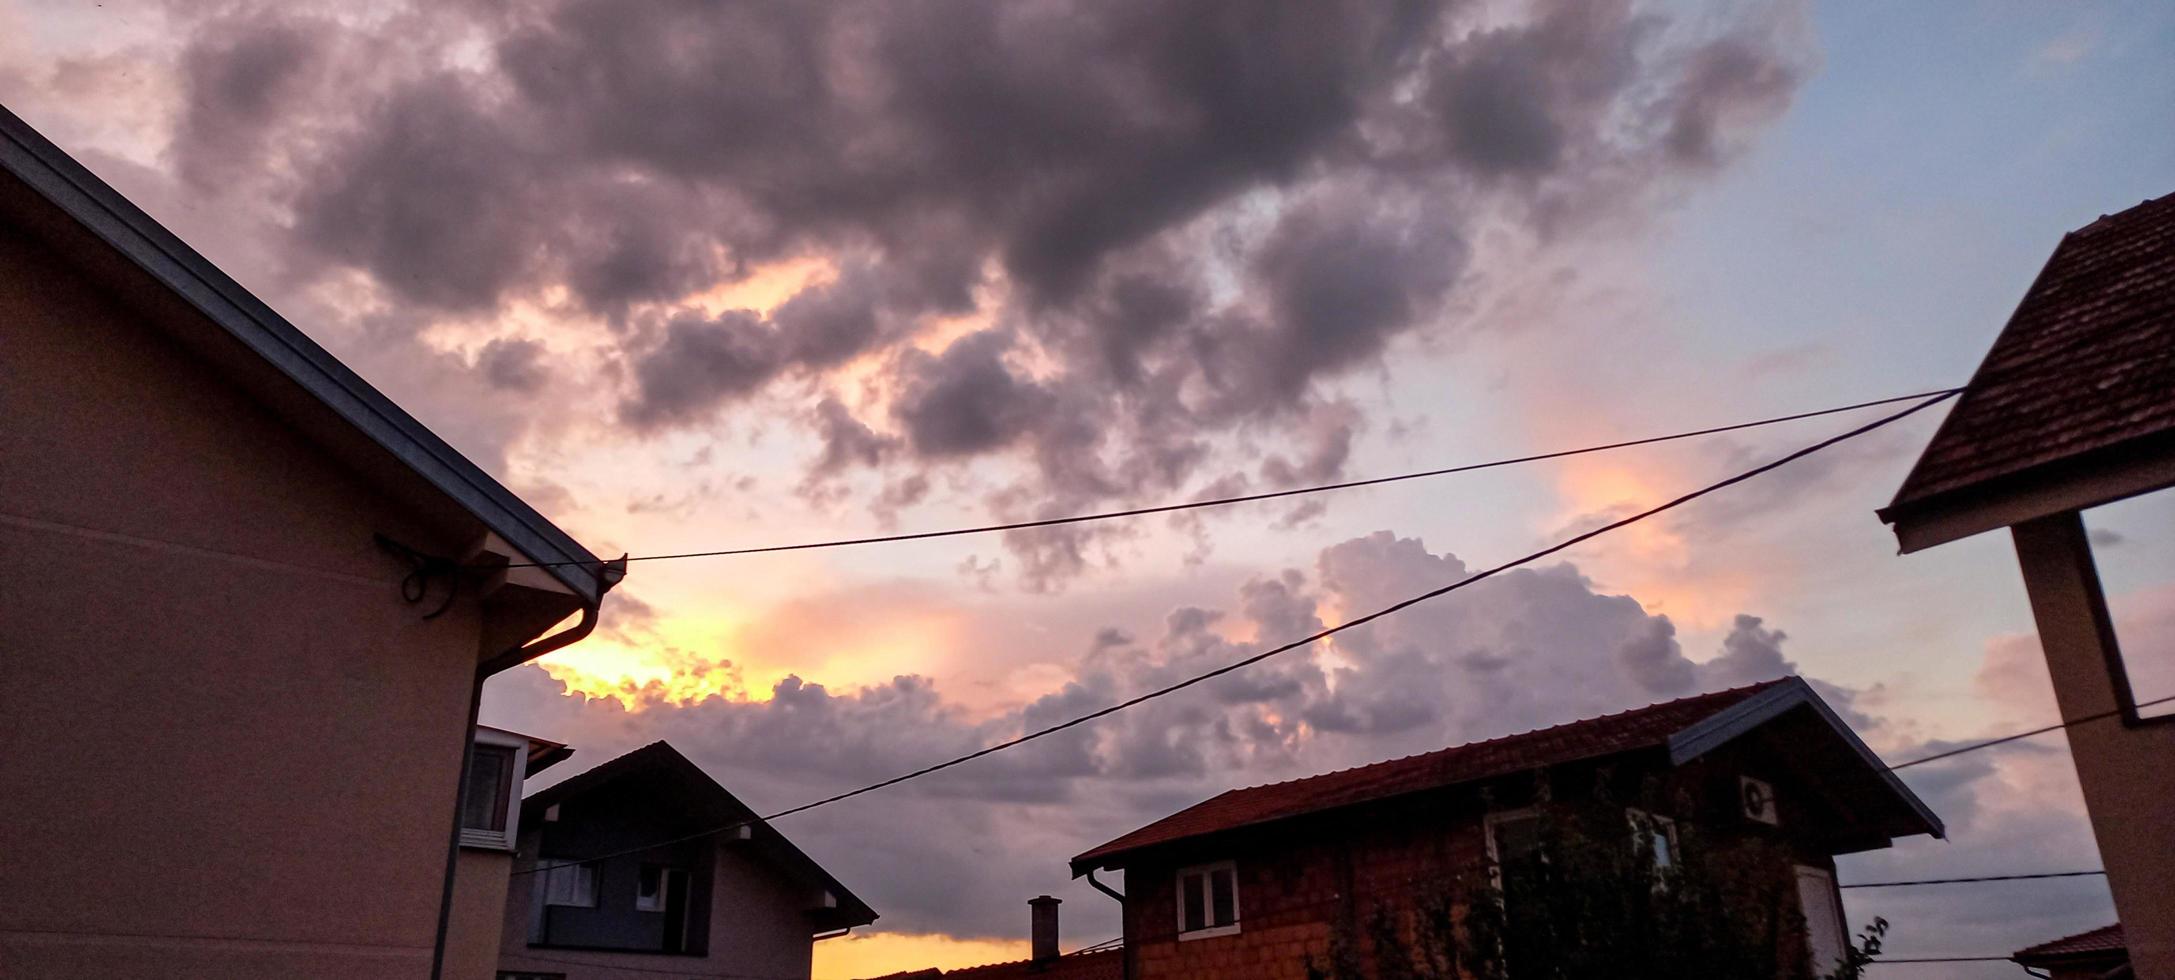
[477,725,575,777]
[0,104,607,602]
[1880,191,2175,549]
[525,741,878,930]
[1072,677,1939,872]
[2014,923,2127,967]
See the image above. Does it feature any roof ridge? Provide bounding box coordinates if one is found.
[1214,678,1790,796]
[2072,190,2175,237]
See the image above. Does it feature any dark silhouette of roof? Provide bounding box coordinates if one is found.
[526,741,878,930]
[860,948,1123,980]
[944,948,1123,980]
[1882,191,2175,530]
[1073,676,1940,871]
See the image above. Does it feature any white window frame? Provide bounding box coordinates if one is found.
[1175,860,1241,940]
[1483,807,1547,894]
[1625,808,1678,870]
[636,866,688,913]
[540,859,599,908]
[460,726,530,851]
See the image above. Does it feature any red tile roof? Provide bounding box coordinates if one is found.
[1885,191,2175,516]
[1073,680,1790,869]
[2014,923,2127,964]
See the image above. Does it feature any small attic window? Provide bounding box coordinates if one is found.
[460,728,529,850]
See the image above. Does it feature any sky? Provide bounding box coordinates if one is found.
[6,1,2174,976]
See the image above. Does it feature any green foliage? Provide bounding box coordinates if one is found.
[1309,807,1821,980]
[1819,917,1888,980]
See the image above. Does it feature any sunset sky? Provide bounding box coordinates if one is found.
[8,1,2174,976]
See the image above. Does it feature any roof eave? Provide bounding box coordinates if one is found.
[1879,431,2175,554]
[1667,677,1944,840]
[0,104,603,600]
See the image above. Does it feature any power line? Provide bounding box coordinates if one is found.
[497,388,1959,569]
[512,391,1958,876]
[1840,870,2105,889]
[1886,693,2175,770]
[1866,956,2016,964]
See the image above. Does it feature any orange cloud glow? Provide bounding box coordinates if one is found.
[812,931,1028,980]
[1547,456,1757,628]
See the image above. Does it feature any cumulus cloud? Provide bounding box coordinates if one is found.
[144,0,1809,585]
[486,529,1851,938]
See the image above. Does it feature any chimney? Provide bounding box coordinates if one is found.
[1029,895,1061,964]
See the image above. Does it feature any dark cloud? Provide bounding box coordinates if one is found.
[891,331,1054,459]
[621,310,783,430]
[292,79,544,311]
[164,0,1808,585]
[475,336,550,393]
[172,17,329,188]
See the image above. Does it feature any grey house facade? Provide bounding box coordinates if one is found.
[494,742,876,980]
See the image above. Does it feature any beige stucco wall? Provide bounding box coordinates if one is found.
[496,834,820,980]
[447,849,516,980]
[0,212,482,975]
[2014,513,2175,980]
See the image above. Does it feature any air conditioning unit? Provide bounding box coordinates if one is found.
[1740,776,1779,826]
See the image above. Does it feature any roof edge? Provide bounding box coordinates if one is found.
[1667,677,1944,839]
[0,104,603,600]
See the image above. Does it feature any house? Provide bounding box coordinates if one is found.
[860,896,1123,980]
[444,727,578,980]
[489,741,877,979]
[1069,677,1940,980]
[1877,191,2175,978]
[0,103,621,978]
[2013,924,2131,980]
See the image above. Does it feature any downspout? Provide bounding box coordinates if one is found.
[429,558,625,980]
[1086,869,1129,980]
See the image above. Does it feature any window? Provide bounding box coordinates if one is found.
[1175,861,1239,939]
[463,745,516,831]
[460,728,530,850]
[541,860,598,908]
[1795,865,1848,974]
[1626,809,1677,871]
[1484,808,1550,896]
[637,866,687,912]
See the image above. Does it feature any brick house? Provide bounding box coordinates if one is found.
[1068,678,1940,979]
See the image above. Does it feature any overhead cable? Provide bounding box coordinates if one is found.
[497,388,1960,569]
[1886,693,2175,770]
[1840,870,2106,889]
[511,391,1957,876]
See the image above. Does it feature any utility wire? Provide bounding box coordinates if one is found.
[1865,956,2017,964]
[1840,870,2105,889]
[513,391,1958,877]
[1886,693,2175,770]
[497,388,1960,569]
